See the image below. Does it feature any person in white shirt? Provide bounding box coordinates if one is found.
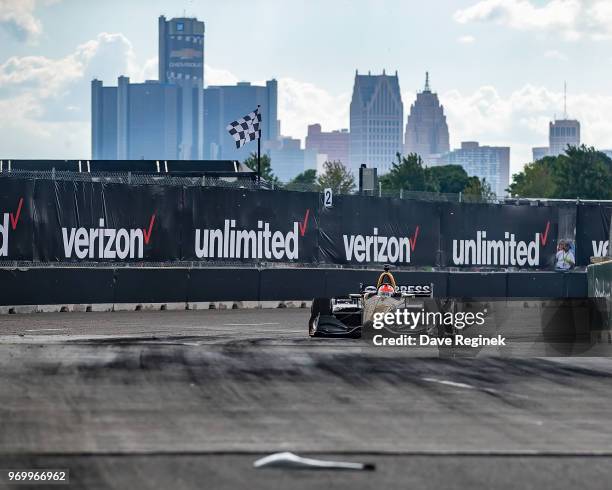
[555,241,575,271]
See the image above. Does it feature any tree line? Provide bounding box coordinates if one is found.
[508,145,612,200]
[244,152,495,199]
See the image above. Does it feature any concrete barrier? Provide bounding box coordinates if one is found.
[0,267,591,313]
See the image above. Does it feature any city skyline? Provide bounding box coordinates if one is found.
[2,0,612,175]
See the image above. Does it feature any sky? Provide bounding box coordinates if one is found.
[1,0,612,176]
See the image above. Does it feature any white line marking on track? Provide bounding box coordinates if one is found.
[421,377,477,390]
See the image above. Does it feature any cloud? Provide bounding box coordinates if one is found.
[458,35,476,44]
[0,32,149,158]
[544,49,568,61]
[453,0,612,41]
[438,84,612,174]
[205,65,239,86]
[0,0,58,42]
[277,77,350,139]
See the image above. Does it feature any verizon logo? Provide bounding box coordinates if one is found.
[592,240,609,258]
[343,226,420,264]
[452,223,550,266]
[0,197,24,257]
[62,215,156,259]
[194,212,310,260]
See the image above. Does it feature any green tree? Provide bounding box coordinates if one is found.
[553,145,612,199]
[284,169,317,191]
[463,176,496,201]
[317,160,355,194]
[243,152,280,185]
[425,164,470,194]
[508,145,612,199]
[379,153,437,192]
[507,157,557,198]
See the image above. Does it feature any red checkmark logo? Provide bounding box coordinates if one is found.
[409,225,420,252]
[9,197,23,230]
[540,221,550,246]
[143,213,156,245]
[298,209,310,237]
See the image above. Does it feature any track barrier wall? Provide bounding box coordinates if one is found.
[0,267,588,307]
[0,178,605,307]
[0,178,610,268]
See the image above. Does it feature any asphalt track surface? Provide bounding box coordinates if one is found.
[1,308,612,489]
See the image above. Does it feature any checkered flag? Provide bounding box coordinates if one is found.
[226,107,262,149]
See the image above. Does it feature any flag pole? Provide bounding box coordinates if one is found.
[257,104,261,185]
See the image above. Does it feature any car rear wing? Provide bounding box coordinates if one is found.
[360,283,434,297]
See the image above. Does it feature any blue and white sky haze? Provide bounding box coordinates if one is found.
[1,0,612,175]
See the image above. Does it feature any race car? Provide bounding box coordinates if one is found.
[308,265,452,339]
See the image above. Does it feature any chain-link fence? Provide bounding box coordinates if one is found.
[0,168,507,203]
[0,169,274,190]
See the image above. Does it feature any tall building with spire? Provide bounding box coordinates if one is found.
[404,72,450,165]
[531,82,580,159]
[349,70,404,173]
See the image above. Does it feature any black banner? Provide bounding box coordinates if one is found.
[0,178,606,270]
[439,203,558,269]
[182,187,318,263]
[0,179,34,260]
[318,195,438,266]
[576,204,611,265]
[33,180,182,262]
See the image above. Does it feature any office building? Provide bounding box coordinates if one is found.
[305,124,349,165]
[158,15,205,159]
[92,77,187,160]
[549,119,580,156]
[349,70,404,173]
[92,16,204,160]
[404,72,450,165]
[203,80,279,161]
[532,147,549,161]
[437,142,510,197]
[268,136,317,182]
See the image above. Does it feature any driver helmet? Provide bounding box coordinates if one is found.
[378,284,395,297]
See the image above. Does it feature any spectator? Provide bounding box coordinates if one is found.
[555,240,575,271]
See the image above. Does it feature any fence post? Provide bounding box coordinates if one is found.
[400,188,403,199]
[459,191,462,203]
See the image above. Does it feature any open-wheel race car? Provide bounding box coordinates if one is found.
[309,265,455,339]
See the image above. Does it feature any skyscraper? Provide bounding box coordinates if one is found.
[531,85,581,159]
[549,119,580,156]
[92,16,205,160]
[437,142,510,197]
[532,147,549,161]
[158,16,205,160]
[305,124,349,165]
[268,136,318,182]
[203,80,279,160]
[404,72,449,165]
[349,70,404,173]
